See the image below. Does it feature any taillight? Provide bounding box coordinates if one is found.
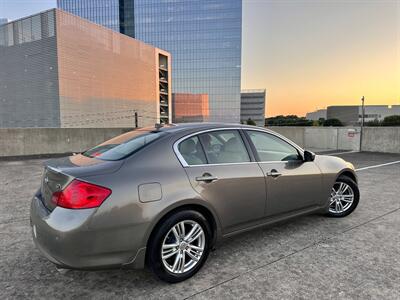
[51,179,111,209]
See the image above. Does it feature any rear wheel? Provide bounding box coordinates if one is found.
[147,210,211,283]
[326,175,359,217]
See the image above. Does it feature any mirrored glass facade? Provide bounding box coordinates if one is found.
[58,0,242,122]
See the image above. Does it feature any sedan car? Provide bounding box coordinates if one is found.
[30,123,359,283]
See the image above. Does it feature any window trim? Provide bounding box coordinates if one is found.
[243,129,304,163]
[174,128,254,167]
[173,127,304,167]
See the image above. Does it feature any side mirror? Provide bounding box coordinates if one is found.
[303,150,315,162]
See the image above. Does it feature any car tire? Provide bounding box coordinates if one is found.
[325,175,359,218]
[147,210,212,283]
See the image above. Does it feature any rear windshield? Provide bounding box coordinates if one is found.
[82,129,166,161]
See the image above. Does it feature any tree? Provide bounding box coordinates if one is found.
[246,118,257,126]
[265,115,313,126]
[381,115,400,126]
[322,118,343,127]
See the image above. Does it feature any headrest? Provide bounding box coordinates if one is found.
[224,137,239,152]
[180,139,196,155]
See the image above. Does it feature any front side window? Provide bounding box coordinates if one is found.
[83,129,166,161]
[199,130,250,164]
[246,131,301,162]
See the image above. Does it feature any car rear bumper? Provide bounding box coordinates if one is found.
[30,193,146,270]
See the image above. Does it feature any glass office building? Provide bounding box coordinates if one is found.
[57,0,242,122]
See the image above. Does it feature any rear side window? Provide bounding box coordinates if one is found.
[83,130,166,161]
[199,130,250,164]
[178,136,207,165]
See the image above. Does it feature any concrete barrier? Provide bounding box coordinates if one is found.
[268,126,400,153]
[267,127,305,147]
[268,126,361,151]
[0,126,399,157]
[362,127,400,153]
[0,128,133,157]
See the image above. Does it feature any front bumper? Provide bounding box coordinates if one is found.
[30,193,146,270]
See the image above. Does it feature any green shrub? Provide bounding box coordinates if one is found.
[323,118,343,127]
[265,115,313,126]
[246,118,257,126]
[381,115,400,126]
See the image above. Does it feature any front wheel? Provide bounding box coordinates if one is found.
[147,210,211,283]
[326,175,360,218]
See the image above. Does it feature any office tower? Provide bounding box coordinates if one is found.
[0,9,171,127]
[58,0,242,122]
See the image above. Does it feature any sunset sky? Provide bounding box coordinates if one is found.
[242,0,399,116]
[1,0,399,117]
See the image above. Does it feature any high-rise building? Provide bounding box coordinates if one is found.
[0,18,10,25]
[240,89,266,127]
[57,0,242,123]
[172,93,209,123]
[0,9,171,128]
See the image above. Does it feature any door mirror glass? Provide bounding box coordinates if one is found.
[303,150,315,162]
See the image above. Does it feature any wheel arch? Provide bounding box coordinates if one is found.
[337,169,357,183]
[144,201,221,264]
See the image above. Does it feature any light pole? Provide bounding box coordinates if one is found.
[134,111,138,128]
[360,96,365,152]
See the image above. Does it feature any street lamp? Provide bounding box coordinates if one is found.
[360,96,365,151]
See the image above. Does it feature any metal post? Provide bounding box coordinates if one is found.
[134,111,138,128]
[359,96,365,152]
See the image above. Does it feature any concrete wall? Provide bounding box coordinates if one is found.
[268,127,305,147]
[0,127,399,158]
[362,127,400,153]
[0,128,133,157]
[268,126,362,152]
[269,126,400,153]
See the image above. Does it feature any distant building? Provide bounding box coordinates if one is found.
[240,89,266,127]
[306,109,327,121]
[172,93,209,123]
[0,9,171,128]
[0,18,9,25]
[57,0,242,122]
[327,105,400,125]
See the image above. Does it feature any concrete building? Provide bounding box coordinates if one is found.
[172,93,209,123]
[0,18,10,25]
[57,0,242,123]
[327,105,400,125]
[0,9,171,128]
[240,89,266,127]
[306,109,327,121]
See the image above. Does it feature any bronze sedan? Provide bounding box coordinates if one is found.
[30,123,359,282]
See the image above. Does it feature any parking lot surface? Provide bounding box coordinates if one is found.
[0,152,399,299]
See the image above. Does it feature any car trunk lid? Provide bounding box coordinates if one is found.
[40,154,124,211]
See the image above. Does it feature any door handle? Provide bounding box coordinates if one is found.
[195,174,218,182]
[267,169,282,178]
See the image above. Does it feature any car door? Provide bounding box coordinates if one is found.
[176,129,266,233]
[244,130,323,217]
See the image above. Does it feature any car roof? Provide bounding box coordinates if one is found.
[157,122,268,133]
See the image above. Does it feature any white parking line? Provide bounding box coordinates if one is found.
[356,161,400,171]
[327,150,359,156]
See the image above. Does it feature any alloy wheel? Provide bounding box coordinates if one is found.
[161,220,205,274]
[329,182,354,214]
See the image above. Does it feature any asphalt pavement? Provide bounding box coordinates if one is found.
[0,152,399,299]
